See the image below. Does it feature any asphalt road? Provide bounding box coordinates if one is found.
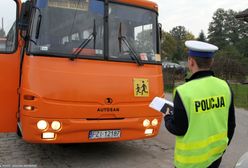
[162,94,248,168]
[0,131,173,168]
[0,107,247,168]
[221,107,248,168]
[156,107,248,168]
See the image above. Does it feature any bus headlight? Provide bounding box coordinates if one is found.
[143,119,150,127]
[152,119,158,126]
[37,120,48,130]
[51,121,61,131]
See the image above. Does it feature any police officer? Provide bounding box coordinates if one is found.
[164,40,236,168]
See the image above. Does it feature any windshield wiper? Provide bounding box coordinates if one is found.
[71,19,97,61]
[118,23,143,66]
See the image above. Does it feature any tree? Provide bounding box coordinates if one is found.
[136,29,153,52]
[208,8,248,81]
[236,37,248,58]
[185,32,195,41]
[197,30,206,42]
[212,46,247,82]
[161,31,177,60]
[208,9,228,48]
[208,8,248,49]
[170,26,187,41]
[169,26,195,61]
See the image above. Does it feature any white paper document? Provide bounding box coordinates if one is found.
[149,97,174,114]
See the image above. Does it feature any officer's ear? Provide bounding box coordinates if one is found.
[187,57,192,72]
[188,57,194,68]
[188,56,199,72]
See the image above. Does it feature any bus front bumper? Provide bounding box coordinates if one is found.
[21,115,162,143]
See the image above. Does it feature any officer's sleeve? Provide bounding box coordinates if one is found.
[164,91,188,136]
[227,87,236,145]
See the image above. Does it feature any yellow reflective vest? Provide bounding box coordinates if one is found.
[174,76,231,168]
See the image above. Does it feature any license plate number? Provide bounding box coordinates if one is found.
[89,130,121,139]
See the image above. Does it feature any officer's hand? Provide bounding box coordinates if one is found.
[165,107,171,116]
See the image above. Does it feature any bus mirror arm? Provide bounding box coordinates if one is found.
[93,20,96,50]
[31,6,42,39]
[159,23,162,40]
[35,14,42,39]
[118,23,122,53]
[18,1,42,43]
[18,1,32,39]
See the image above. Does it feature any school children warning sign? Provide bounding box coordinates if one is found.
[133,78,149,97]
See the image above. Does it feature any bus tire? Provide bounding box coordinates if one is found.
[17,124,22,138]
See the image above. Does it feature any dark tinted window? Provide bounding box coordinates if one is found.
[29,0,104,59]
[109,3,159,63]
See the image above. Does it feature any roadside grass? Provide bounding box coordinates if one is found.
[164,83,248,109]
[231,84,248,109]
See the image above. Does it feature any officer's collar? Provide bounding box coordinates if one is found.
[186,70,214,82]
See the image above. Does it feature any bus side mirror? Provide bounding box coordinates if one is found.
[18,1,32,31]
[159,23,162,40]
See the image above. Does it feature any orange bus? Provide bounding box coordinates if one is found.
[0,0,163,143]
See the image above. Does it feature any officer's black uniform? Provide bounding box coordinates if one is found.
[164,70,236,168]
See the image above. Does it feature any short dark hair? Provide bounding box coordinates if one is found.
[190,56,213,69]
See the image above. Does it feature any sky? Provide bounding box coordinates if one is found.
[153,0,248,37]
[0,1,16,33]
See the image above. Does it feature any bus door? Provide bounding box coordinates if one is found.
[0,0,20,132]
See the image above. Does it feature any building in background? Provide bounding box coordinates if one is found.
[236,9,248,22]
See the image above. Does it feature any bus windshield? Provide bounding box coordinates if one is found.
[29,0,104,58]
[28,0,159,63]
[109,3,159,63]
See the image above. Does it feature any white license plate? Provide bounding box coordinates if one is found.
[89,130,121,139]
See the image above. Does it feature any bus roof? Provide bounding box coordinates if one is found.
[113,0,158,12]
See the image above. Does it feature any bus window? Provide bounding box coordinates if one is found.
[6,23,17,52]
[62,36,69,45]
[0,1,17,53]
[109,3,158,63]
[28,0,104,59]
[134,24,154,54]
[71,33,80,41]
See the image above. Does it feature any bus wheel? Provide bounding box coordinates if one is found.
[17,124,22,138]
